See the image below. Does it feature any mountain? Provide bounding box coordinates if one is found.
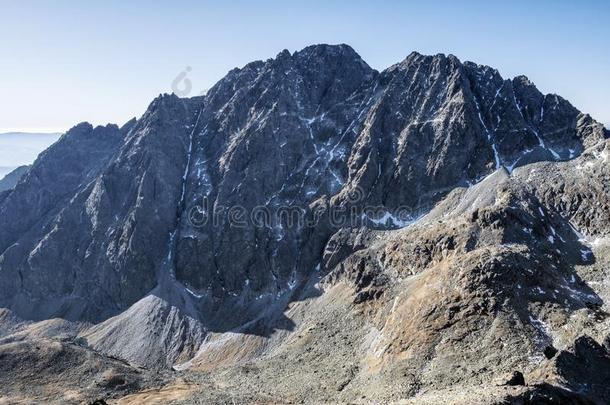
[0,132,61,179]
[0,165,30,192]
[0,44,608,404]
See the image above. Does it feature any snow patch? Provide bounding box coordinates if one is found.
[361,210,419,229]
[529,315,553,345]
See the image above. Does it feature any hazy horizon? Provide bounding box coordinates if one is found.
[0,132,62,179]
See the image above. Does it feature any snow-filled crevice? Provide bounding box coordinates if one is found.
[360,210,424,230]
[473,94,501,170]
[159,104,209,300]
[512,91,560,160]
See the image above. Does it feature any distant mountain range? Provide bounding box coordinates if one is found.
[0,132,62,179]
[0,45,609,403]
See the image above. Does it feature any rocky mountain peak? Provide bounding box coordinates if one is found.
[1,45,606,322]
[1,44,610,404]
[68,121,94,133]
[293,43,369,66]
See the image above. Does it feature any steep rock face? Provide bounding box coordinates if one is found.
[0,122,122,251]
[0,96,201,321]
[340,52,493,211]
[174,44,377,296]
[173,48,606,303]
[0,123,126,320]
[463,67,605,169]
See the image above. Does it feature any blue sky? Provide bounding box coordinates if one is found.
[1,0,608,132]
